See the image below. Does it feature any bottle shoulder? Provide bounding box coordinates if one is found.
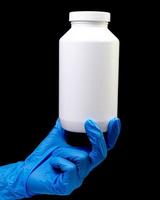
[60,27,119,43]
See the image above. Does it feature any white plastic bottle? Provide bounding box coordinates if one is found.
[59,11,119,133]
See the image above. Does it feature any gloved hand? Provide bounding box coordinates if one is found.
[0,118,121,199]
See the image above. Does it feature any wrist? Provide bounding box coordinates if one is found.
[0,161,31,199]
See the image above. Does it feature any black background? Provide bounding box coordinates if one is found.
[0,1,154,199]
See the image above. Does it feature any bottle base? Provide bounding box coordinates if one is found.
[60,118,110,133]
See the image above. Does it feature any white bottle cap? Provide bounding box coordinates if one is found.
[69,11,111,22]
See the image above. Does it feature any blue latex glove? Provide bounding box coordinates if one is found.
[0,118,121,199]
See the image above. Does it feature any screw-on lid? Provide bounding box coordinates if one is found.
[69,11,111,22]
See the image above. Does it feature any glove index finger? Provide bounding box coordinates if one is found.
[84,119,107,167]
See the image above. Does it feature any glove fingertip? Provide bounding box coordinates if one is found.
[55,118,62,127]
[107,117,121,150]
[54,118,65,132]
[108,118,121,133]
[84,119,101,132]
